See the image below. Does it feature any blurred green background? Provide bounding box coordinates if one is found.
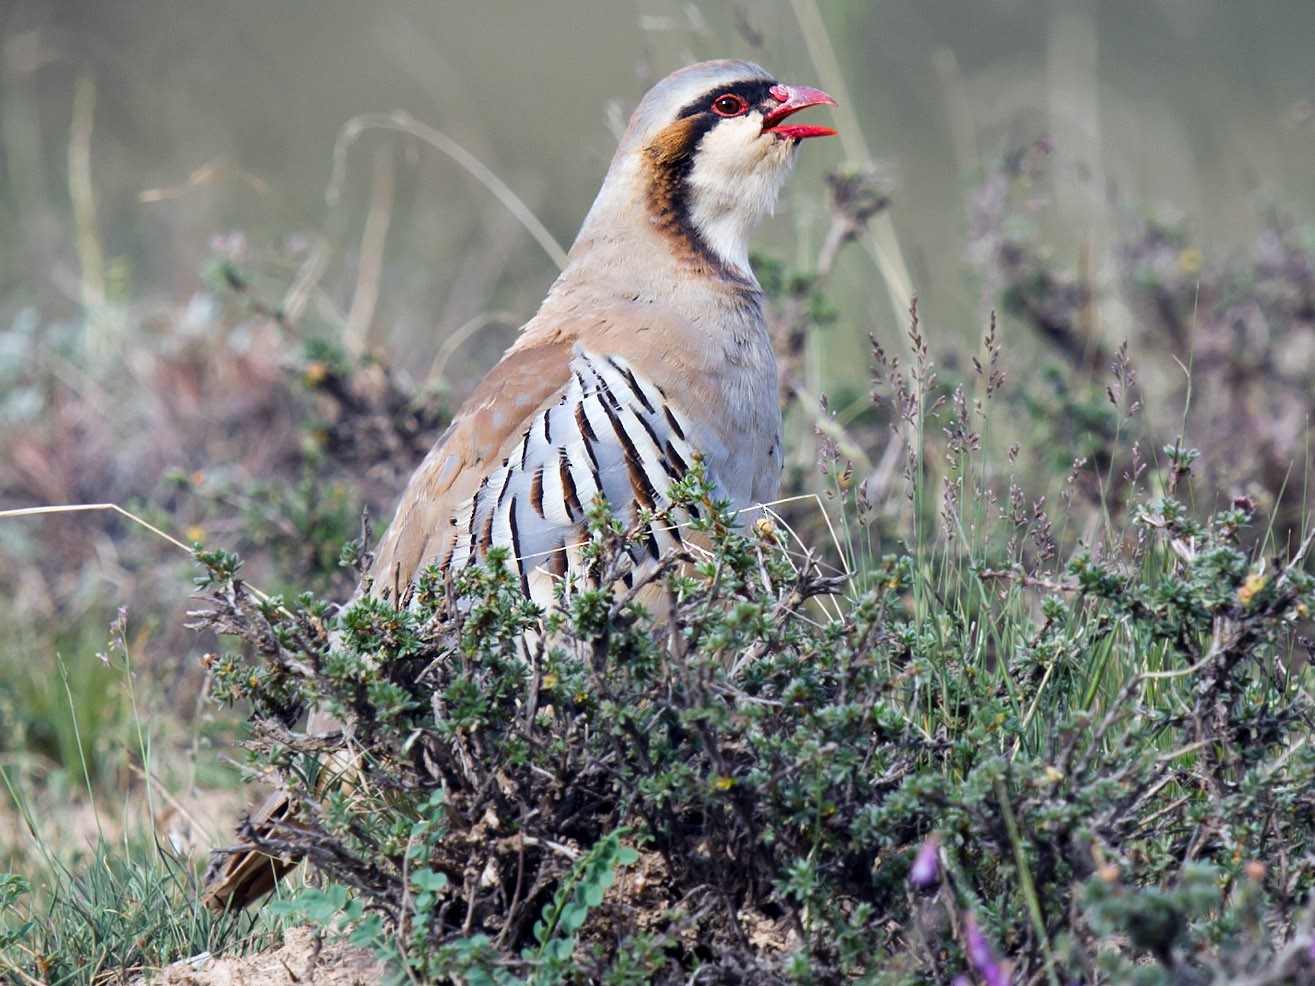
[1,0,1313,682]
[0,0,1313,900]
[4,0,1312,382]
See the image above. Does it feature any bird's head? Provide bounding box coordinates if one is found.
[570,60,837,284]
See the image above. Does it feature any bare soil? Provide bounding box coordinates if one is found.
[141,927,382,986]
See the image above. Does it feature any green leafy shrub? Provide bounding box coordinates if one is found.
[196,416,1315,983]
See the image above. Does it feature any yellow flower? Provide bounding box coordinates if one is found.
[185,525,206,545]
[303,360,329,386]
[1237,572,1267,606]
[1177,247,1204,275]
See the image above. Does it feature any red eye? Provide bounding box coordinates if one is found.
[711,93,748,117]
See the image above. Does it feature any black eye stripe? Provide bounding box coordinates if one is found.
[675,79,777,121]
[642,75,780,285]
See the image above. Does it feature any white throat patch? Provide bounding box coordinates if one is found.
[684,116,799,273]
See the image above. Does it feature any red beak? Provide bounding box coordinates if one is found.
[762,83,838,140]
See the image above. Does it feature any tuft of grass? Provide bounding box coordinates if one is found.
[0,616,283,984]
[0,617,133,793]
[0,835,274,985]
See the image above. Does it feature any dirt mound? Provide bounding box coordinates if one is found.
[143,927,381,986]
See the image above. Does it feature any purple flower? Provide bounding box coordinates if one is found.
[964,914,1009,986]
[909,835,940,890]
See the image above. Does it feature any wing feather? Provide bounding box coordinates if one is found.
[366,303,779,603]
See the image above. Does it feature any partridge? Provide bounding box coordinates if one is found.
[204,58,836,911]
